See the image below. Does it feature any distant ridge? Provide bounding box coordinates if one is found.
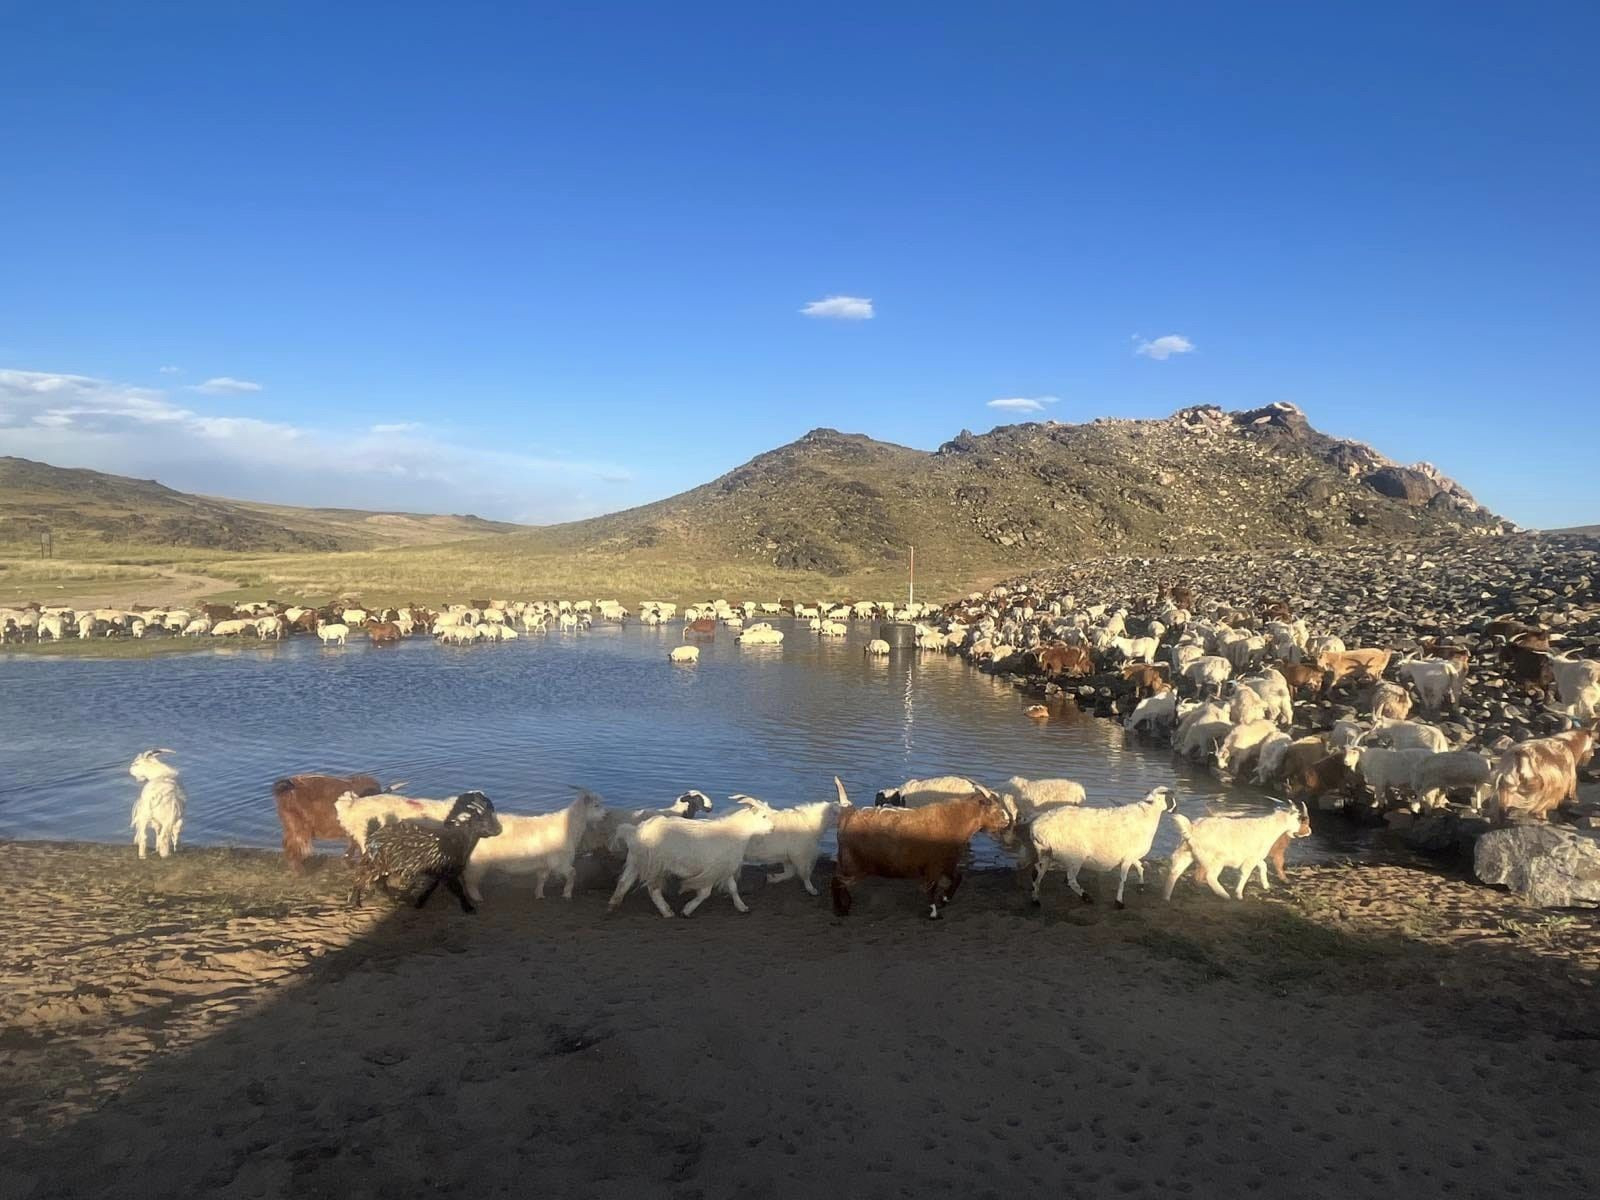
[0,456,524,552]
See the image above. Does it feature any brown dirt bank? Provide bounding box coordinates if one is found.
[3,840,1598,1199]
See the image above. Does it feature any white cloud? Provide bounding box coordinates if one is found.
[158,365,182,375]
[800,295,874,320]
[190,376,263,395]
[1134,334,1195,361]
[987,396,1059,414]
[0,368,632,521]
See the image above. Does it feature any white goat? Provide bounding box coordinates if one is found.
[1183,655,1233,696]
[608,797,777,918]
[1124,692,1179,736]
[1413,749,1493,811]
[335,791,452,852]
[582,790,715,857]
[1548,653,1600,718]
[1164,801,1311,900]
[1397,657,1463,710]
[1214,719,1281,779]
[129,749,186,859]
[873,776,980,807]
[461,791,607,902]
[1364,717,1450,753]
[740,778,852,894]
[1026,786,1179,908]
[1342,745,1432,806]
[316,621,349,646]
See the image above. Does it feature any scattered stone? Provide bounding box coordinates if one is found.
[1475,825,1600,909]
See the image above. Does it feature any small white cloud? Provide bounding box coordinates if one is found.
[158,365,182,375]
[800,295,874,320]
[987,396,1059,414]
[190,376,263,395]
[1134,334,1195,361]
[370,421,422,434]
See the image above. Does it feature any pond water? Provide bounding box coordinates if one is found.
[0,620,1359,866]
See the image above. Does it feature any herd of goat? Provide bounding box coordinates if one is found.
[129,752,1313,920]
[97,576,1600,918]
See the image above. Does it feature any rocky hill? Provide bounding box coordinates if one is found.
[0,457,523,553]
[486,402,1508,585]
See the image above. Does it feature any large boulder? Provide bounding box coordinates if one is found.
[1474,824,1600,908]
[1364,465,1441,506]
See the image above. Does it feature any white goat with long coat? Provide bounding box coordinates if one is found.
[609,797,776,918]
[129,749,186,859]
[1026,786,1178,908]
[1163,801,1311,900]
[461,791,607,902]
[739,778,851,894]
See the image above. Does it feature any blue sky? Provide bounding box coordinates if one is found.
[1,3,1594,527]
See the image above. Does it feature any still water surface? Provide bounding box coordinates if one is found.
[0,621,1349,865]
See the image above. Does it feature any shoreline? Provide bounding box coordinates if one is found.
[5,838,1598,1197]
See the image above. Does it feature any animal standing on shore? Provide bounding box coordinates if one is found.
[129,748,186,859]
[348,791,503,913]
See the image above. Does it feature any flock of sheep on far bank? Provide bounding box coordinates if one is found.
[0,595,929,658]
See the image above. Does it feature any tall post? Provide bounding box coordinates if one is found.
[908,545,914,609]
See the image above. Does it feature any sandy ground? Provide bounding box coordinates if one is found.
[3,840,1598,1199]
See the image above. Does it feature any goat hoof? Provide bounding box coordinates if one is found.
[1115,900,1127,911]
[1030,898,1042,908]
[1079,893,1094,905]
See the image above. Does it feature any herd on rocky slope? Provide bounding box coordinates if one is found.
[913,534,1600,834]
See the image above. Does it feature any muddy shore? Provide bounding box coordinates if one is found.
[3,839,1597,1199]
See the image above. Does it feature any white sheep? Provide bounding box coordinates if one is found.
[873,776,980,807]
[335,791,452,852]
[1251,732,1295,784]
[669,645,699,664]
[1548,653,1600,718]
[864,639,891,656]
[461,791,608,903]
[129,749,186,859]
[1183,655,1233,697]
[1112,635,1159,664]
[1233,668,1294,725]
[1342,745,1432,806]
[608,797,777,918]
[739,777,852,894]
[1413,749,1493,810]
[1397,657,1463,710]
[1213,719,1281,779]
[1227,685,1269,726]
[582,790,715,857]
[1164,801,1311,900]
[1026,786,1178,908]
[316,621,350,646]
[182,617,212,636]
[737,627,783,645]
[1124,692,1179,736]
[1174,718,1234,762]
[1364,717,1450,753]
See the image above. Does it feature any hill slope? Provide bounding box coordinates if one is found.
[503,401,1505,567]
[229,403,1510,603]
[0,457,523,553]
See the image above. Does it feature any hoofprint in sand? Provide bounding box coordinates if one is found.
[3,841,1597,1199]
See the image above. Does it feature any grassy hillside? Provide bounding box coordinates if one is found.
[0,457,522,555]
[215,403,1509,605]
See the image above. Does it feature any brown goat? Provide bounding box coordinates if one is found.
[367,621,403,645]
[275,773,384,870]
[684,618,716,637]
[1489,726,1596,823]
[1271,660,1324,695]
[1419,640,1472,674]
[1037,642,1094,678]
[1285,752,1350,803]
[832,790,1012,919]
[1120,661,1171,697]
[1318,648,1393,692]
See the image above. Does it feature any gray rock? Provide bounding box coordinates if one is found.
[1474,824,1600,908]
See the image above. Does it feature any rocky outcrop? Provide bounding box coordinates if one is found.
[1475,825,1600,909]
